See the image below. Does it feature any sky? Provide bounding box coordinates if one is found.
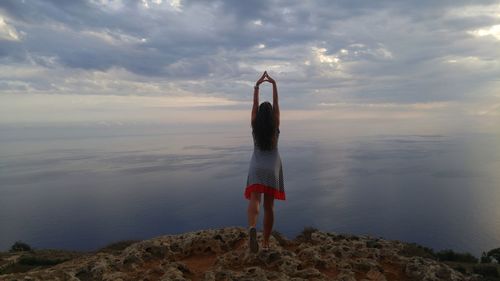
[0,0,499,129]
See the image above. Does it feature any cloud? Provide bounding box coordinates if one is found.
[0,92,247,125]
[0,0,499,120]
[0,15,20,41]
[469,24,500,40]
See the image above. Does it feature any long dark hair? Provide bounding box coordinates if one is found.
[252,102,277,151]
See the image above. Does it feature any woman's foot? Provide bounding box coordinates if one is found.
[262,241,270,251]
[248,227,259,253]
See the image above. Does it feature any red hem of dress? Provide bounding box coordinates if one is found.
[245,184,286,200]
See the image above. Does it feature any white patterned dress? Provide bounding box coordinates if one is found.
[245,128,285,200]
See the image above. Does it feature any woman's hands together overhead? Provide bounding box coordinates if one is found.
[255,71,276,87]
[255,71,267,87]
[265,72,275,85]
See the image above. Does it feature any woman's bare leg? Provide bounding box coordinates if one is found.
[247,192,261,228]
[262,194,274,247]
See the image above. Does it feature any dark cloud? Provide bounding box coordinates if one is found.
[0,0,499,105]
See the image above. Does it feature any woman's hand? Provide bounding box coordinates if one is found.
[265,72,276,84]
[255,71,268,86]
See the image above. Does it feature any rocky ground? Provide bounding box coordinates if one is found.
[0,227,487,280]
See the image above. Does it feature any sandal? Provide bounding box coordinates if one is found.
[248,227,259,253]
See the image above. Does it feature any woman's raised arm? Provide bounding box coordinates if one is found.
[266,73,280,128]
[252,71,267,125]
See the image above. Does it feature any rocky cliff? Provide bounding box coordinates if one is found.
[0,227,482,280]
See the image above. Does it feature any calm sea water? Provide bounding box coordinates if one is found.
[1,122,499,256]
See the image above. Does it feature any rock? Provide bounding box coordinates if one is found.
[0,227,478,281]
[293,267,323,278]
[336,271,357,281]
[366,268,387,281]
[436,265,451,279]
[366,240,383,249]
[353,258,375,272]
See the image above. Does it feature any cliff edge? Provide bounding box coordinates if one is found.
[0,227,484,280]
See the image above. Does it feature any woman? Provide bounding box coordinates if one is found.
[245,71,285,253]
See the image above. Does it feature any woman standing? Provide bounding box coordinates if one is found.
[245,71,286,253]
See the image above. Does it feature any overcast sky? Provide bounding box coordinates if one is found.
[0,0,499,126]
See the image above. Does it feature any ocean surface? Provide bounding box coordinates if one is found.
[1,122,499,256]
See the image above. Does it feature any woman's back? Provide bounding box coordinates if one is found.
[245,71,285,254]
[252,128,280,151]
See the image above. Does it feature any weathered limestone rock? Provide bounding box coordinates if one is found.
[1,227,479,281]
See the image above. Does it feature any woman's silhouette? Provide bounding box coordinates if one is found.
[245,71,285,253]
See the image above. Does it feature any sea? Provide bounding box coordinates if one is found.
[1,121,499,256]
